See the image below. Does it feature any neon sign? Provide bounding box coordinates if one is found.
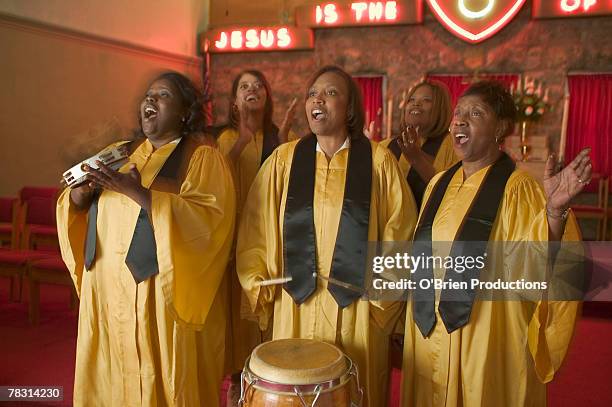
[203,26,314,53]
[532,0,612,18]
[458,0,495,19]
[295,1,422,27]
[426,0,526,43]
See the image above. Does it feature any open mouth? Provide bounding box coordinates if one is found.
[409,109,423,116]
[143,105,158,120]
[245,94,258,102]
[454,132,470,145]
[311,108,326,121]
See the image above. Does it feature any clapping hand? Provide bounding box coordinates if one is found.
[85,161,151,210]
[397,125,422,162]
[544,148,592,215]
[279,97,298,143]
[364,120,376,139]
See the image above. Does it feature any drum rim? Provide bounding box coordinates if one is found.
[240,354,363,405]
[248,338,347,384]
[243,355,353,395]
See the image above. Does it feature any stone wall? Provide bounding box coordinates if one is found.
[208,4,612,160]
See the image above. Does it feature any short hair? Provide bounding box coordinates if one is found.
[461,80,517,138]
[137,71,205,137]
[400,80,452,138]
[305,65,365,140]
[228,70,278,137]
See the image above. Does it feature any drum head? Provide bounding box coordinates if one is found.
[249,339,347,385]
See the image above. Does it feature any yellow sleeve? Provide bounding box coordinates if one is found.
[56,140,130,294]
[376,147,418,242]
[236,149,286,331]
[56,188,88,294]
[151,146,236,328]
[500,173,580,383]
[216,128,237,156]
[370,147,419,332]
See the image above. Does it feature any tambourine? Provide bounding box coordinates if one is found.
[62,142,130,188]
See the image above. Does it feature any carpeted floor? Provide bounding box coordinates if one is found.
[1,279,610,406]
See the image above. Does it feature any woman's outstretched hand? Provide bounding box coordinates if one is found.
[544,148,592,214]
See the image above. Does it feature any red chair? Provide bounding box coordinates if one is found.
[18,187,60,250]
[0,197,19,248]
[0,187,60,302]
[19,186,59,202]
[27,255,77,325]
[571,175,609,241]
[0,249,53,302]
[21,197,59,250]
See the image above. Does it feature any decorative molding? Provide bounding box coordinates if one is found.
[0,12,202,67]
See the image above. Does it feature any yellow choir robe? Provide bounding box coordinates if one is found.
[56,139,236,407]
[380,134,457,336]
[236,138,418,407]
[401,165,581,407]
[379,134,457,178]
[217,127,297,372]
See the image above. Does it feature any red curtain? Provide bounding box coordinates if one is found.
[565,74,612,178]
[355,76,383,141]
[427,74,519,108]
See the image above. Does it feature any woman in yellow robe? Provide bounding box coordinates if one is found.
[217,70,298,372]
[401,81,592,406]
[237,66,418,407]
[57,72,236,407]
[379,80,457,207]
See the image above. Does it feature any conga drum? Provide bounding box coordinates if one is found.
[239,338,363,406]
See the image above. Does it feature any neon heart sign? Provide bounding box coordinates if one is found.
[426,0,527,43]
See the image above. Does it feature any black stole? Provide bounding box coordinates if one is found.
[84,136,197,283]
[412,152,515,337]
[389,134,445,208]
[283,134,372,307]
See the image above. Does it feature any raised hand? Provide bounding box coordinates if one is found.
[364,120,376,139]
[544,148,592,214]
[236,101,255,143]
[397,125,422,162]
[278,97,298,143]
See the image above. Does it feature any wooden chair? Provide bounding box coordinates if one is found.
[18,187,60,250]
[571,175,609,240]
[20,197,59,250]
[28,255,77,325]
[0,196,54,302]
[0,249,51,302]
[0,197,19,248]
[0,187,60,303]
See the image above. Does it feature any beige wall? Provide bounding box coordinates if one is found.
[0,12,204,196]
[210,0,328,27]
[0,0,210,56]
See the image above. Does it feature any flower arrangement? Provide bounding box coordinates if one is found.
[511,77,550,121]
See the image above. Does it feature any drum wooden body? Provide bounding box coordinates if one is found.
[239,339,362,407]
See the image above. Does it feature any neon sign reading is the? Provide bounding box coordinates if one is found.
[296,1,422,27]
[315,2,399,24]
